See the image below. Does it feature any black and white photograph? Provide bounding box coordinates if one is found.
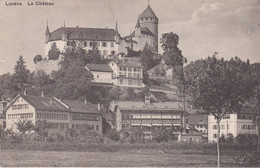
[0,0,259,167]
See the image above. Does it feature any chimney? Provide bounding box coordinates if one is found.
[23,87,27,95]
[41,91,44,97]
[98,102,101,111]
[84,99,87,104]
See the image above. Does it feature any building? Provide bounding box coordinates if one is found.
[0,101,8,128]
[85,63,113,85]
[147,59,173,80]
[108,58,144,88]
[187,115,208,137]
[5,95,102,135]
[208,112,259,142]
[43,3,158,58]
[109,97,185,137]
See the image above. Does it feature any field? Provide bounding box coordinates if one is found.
[0,142,243,167]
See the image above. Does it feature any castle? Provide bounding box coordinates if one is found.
[43,3,158,59]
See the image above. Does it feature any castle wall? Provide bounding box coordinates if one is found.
[135,34,154,51]
[35,59,60,75]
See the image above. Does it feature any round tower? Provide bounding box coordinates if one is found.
[139,4,158,52]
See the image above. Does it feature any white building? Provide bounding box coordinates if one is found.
[85,64,113,85]
[208,112,259,142]
[5,95,103,135]
[108,58,144,88]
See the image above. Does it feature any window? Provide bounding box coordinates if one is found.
[128,67,132,71]
[221,125,225,129]
[84,41,87,47]
[223,115,230,119]
[128,79,132,85]
[119,79,123,84]
[89,42,93,47]
[213,125,217,130]
[213,134,217,138]
[146,18,148,21]
[119,67,123,71]
[97,75,99,78]
[102,42,107,47]
[111,51,115,55]
[128,73,132,78]
[137,74,140,78]
[103,50,107,55]
[123,67,126,71]
[238,115,242,119]
[92,125,94,130]
[110,42,114,47]
[96,125,99,130]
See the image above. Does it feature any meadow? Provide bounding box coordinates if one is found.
[0,142,256,167]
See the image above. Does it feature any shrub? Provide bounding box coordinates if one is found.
[233,152,260,166]
[235,134,258,145]
[105,129,120,141]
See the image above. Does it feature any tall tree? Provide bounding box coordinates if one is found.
[48,42,60,60]
[86,41,101,64]
[160,32,187,67]
[140,43,153,71]
[13,55,30,93]
[184,55,257,167]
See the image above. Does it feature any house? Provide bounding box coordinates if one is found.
[208,112,259,142]
[108,58,144,88]
[5,95,102,135]
[187,115,208,137]
[85,63,113,85]
[147,59,173,80]
[0,101,8,128]
[109,96,185,138]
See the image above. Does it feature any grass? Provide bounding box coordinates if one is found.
[0,142,248,167]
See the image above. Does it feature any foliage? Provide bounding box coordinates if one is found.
[140,43,154,71]
[233,152,260,166]
[48,42,60,60]
[86,41,101,64]
[105,129,120,141]
[126,47,142,57]
[14,118,34,135]
[0,73,19,100]
[152,128,173,143]
[33,55,43,64]
[235,134,258,145]
[160,32,187,66]
[33,120,51,139]
[13,55,30,93]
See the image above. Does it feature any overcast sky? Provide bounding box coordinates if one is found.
[0,0,259,75]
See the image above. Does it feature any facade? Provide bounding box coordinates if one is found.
[109,98,185,137]
[5,95,102,135]
[0,101,8,128]
[208,113,259,142]
[85,63,113,85]
[188,115,208,137]
[108,58,144,88]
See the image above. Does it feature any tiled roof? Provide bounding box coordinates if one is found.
[139,5,158,19]
[49,27,116,42]
[188,115,208,125]
[86,64,113,72]
[113,101,183,111]
[116,57,143,68]
[61,99,101,114]
[21,95,69,112]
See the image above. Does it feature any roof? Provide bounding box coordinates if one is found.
[115,57,143,68]
[5,95,101,115]
[86,64,113,72]
[48,27,116,42]
[112,101,183,111]
[21,95,69,112]
[123,27,155,39]
[188,115,208,125]
[61,99,101,114]
[139,5,158,19]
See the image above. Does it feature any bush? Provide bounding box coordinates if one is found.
[233,152,260,166]
[105,129,120,141]
[235,134,258,145]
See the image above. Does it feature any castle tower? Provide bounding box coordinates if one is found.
[61,21,67,41]
[115,21,121,44]
[135,18,141,37]
[45,21,50,43]
[139,3,158,52]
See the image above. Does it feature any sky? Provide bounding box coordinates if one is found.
[0,0,259,75]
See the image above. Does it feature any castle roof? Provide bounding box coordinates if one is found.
[139,4,158,19]
[112,101,183,111]
[123,27,155,39]
[86,64,113,72]
[48,27,117,42]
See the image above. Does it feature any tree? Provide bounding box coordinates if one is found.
[33,55,42,64]
[15,118,34,135]
[86,41,101,64]
[160,32,187,67]
[13,55,30,93]
[48,42,60,60]
[140,43,154,71]
[0,73,19,100]
[33,120,51,141]
[184,55,257,167]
